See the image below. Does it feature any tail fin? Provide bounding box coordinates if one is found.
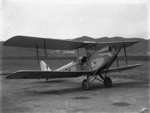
[40,60,51,71]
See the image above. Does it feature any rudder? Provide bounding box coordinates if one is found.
[40,60,51,71]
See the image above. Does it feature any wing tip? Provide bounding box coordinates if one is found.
[5,74,13,79]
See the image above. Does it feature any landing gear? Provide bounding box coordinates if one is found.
[104,77,112,88]
[81,72,112,90]
[82,79,90,90]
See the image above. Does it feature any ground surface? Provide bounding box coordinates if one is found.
[0,59,149,113]
[1,76,149,113]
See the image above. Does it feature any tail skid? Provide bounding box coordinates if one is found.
[40,60,51,71]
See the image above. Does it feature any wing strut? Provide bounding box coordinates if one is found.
[43,40,47,58]
[36,46,39,64]
[77,49,79,60]
[115,47,119,67]
[123,43,128,65]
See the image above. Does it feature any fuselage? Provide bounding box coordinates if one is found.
[55,48,119,72]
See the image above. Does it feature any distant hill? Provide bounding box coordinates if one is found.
[74,36,149,56]
[0,36,149,58]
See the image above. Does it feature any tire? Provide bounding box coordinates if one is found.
[104,77,112,88]
[82,79,90,90]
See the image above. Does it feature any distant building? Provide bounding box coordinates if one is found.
[63,50,75,54]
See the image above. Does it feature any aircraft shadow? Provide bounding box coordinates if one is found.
[31,79,68,84]
[26,80,148,95]
[112,80,148,88]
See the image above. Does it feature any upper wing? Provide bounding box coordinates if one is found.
[3,35,138,50]
[6,71,93,79]
[3,35,83,50]
[85,40,139,50]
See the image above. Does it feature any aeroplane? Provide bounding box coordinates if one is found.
[3,35,142,90]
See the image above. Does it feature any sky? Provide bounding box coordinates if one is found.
[0,0,149,41]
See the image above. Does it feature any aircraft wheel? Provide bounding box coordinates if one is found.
[104,77,112,88]
[82,79,90,90]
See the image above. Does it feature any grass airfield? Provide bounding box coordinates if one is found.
[0,58,149,113]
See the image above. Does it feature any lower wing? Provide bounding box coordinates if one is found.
[6,64,142,79]
[101,64,142,73]
[6,71,93,79]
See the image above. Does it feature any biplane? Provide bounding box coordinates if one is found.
[3,36,142,90]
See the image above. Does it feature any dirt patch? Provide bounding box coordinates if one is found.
[73,96,90,100]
